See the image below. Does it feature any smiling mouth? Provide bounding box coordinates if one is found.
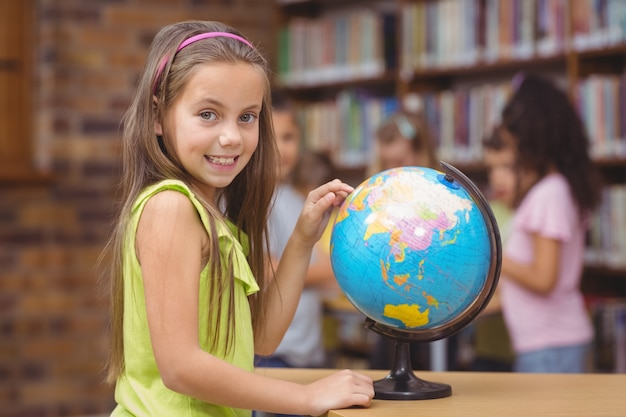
[207,156,237,165]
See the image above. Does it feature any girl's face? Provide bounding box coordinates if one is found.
[484,146,517,208]
[156,61,265,202]
[378,135,430,170]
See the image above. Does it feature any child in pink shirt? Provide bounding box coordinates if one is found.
[487,74,602,373]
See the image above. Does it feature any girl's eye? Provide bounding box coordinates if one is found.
[200,111,217,121]
[240,113,257,123]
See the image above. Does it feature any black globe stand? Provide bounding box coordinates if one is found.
[374,339,451,400]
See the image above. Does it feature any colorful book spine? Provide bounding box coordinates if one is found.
[417,83,511,165]
[576,74,626,159]
[400,0,599,71]
[277,9,394,86]
[586,185,626,269]
[297,93,398,168]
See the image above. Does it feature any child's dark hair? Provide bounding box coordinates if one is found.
[271,88,296,114]
[270,88,299,139]
[497,73,602,215]
[293,150,336,193]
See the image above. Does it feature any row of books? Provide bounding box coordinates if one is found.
[401,0,626,72]
[297,74,626,167]
[297,91,398,167]
[422,75,626,162]
[276,0,626,86]
[586,185,626,270]
[576,74,626,159]
[571,0,626,51]
[401,0,564,71]
[420,83,512,164]
[277,9,396,86]
[296,84,510,166]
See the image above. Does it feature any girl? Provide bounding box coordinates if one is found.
[102,20,373,416]
[367,102,439,177]
[495,74,602,373]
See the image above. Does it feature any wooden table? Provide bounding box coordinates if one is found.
[255,368,626,417]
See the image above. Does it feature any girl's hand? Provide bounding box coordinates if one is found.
[294,179,354,246]
[303,369,374,416]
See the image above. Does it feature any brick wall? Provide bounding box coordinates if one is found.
[0,1,276,415]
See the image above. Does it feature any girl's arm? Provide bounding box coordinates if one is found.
[255,179,353,354]
[137,189,372,415]
[501,232,561,295]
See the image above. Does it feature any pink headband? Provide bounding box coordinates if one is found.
[153,31,254,93]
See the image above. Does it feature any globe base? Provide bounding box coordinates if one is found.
[373,338,452,400]
[374,374,451,400]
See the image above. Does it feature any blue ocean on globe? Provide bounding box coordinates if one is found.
[330,166,492,331]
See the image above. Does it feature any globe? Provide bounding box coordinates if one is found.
[330,162,501,400]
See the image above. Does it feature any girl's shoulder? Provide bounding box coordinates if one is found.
[516,173,576,220]
[137,178,246,227]
[527,173,570,201]
[133,179,225,237]
[147,180,249,252]
[133,179,197,211]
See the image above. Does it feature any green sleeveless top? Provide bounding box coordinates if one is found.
[112,180,260,417]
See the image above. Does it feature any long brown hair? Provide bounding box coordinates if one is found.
[101,20,277,383]
[498,73,602,215]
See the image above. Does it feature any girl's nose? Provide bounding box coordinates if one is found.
[218,122,243,147]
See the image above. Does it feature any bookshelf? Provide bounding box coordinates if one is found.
[274,0,626,371]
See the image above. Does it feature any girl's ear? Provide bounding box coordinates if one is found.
[153,95,163,135]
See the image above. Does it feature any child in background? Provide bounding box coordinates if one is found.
[102,20,373,417]
[292,151,337,200]
[469,131,517,372]
[366,97,439,177]
[494,73,602,373]
[292,150,339,257]
[255,98,341,417]
[255,92,339,393]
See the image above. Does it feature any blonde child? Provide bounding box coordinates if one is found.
[367,101,439,177]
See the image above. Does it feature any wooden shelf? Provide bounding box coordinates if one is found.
[407,44,626,81]
[582,266,626,298]
[278,71,398,96]
[410,53,567,81]
[277,0,390,17]
[594,156,626,166]
[584,264,626,279]
[576,43,626,59]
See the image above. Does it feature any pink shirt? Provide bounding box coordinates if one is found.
[501,173,593,353]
